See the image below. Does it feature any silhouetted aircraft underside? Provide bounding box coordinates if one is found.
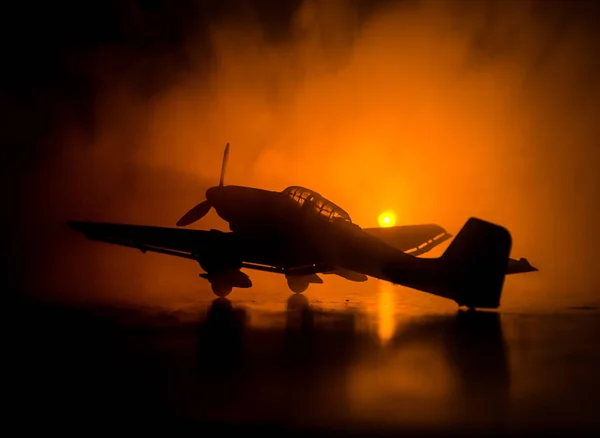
[67,143,538,309]
[68,221,453,276]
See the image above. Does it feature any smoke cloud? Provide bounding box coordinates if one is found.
[6,0,600,306]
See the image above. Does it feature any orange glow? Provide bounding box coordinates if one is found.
[378,210,397,228]
[21,1,600,303]
[377,281,396,345]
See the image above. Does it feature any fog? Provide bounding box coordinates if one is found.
[6,0,600,306]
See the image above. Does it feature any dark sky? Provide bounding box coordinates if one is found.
[3,0,600,305]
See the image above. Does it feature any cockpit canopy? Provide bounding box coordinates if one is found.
[282,186,352,224]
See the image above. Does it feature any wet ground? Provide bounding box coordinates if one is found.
[6,284,600,436]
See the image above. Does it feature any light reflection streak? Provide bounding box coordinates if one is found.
[377,280,396,345]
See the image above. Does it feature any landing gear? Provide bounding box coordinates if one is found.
[210,281,233,298]
[286,277,309,293]
[203,272,250,297]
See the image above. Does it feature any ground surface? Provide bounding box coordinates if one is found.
[6,285,600,436]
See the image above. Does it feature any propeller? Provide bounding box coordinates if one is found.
[176,143,229,227]
[176,200,212,227]
[219,141,229,187]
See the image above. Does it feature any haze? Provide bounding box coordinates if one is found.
[5,0,600,307]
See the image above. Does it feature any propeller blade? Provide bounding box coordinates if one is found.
[176,200,212,227]
[219,142,230,187]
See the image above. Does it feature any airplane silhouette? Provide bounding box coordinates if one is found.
[67,143,537,309]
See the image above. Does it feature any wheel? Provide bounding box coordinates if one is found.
[211,282,233,298]
[287,277,309,294]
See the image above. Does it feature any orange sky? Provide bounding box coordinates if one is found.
[16,0,600,305]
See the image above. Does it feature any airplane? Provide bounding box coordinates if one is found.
[67,143,538,309]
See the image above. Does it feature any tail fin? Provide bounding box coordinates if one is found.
[442,217,512,309]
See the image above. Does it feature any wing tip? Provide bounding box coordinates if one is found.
[66,221,84,232]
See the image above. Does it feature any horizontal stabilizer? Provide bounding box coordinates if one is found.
[507,257,538,274]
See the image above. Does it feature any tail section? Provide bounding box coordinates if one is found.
[441,217,512,309]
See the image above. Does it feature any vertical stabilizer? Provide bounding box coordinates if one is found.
[441,218,512,308]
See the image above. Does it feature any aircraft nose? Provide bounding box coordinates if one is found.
[206,186,219,201]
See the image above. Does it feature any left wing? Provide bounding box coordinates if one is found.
[363,224,453,256]
[67,221,307,276]
[67,221,231,260]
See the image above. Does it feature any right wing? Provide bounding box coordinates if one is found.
[363,224,453,256]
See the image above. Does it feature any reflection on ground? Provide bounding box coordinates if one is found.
[192,294,510,433]
[7,289,600,435]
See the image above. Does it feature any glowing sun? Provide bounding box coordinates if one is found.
[378,210,397,228]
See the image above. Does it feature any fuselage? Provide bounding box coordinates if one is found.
[204,184,432,283]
